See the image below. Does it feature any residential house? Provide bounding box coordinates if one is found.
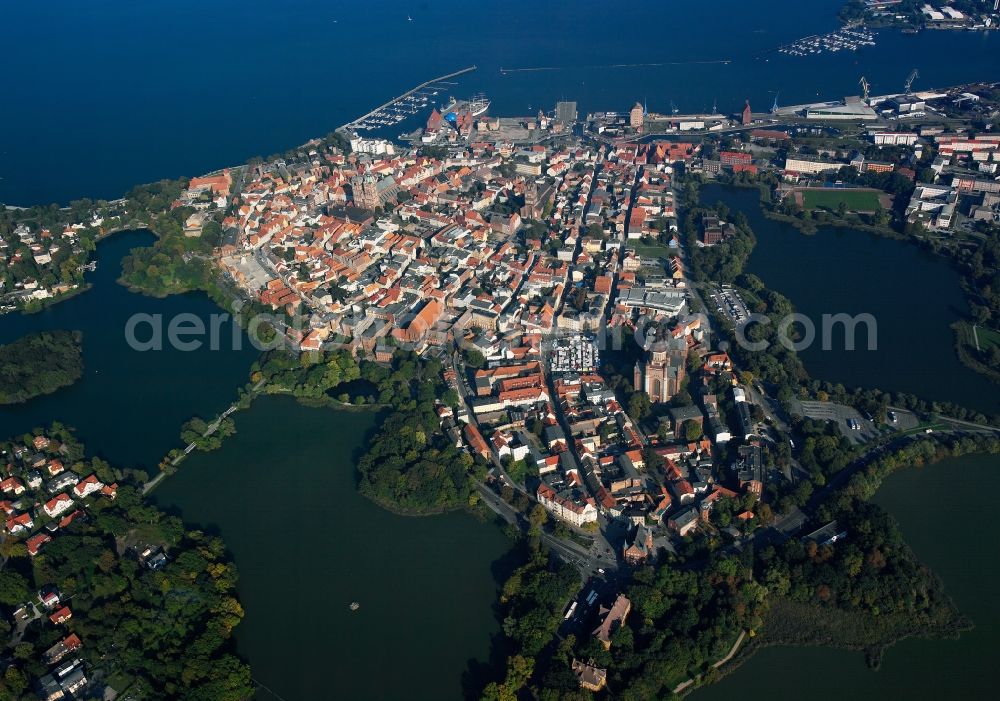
[27,533,52,556]
[0,477,25,495]
[73,474,104,498]
[43,634,83,665]
[48,606,72,625]
[44,493,74,519]
[6,512,33,534]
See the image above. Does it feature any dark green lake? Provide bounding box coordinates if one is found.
[152,396,511,701]
[693,452,1000,700]
[0,230,259,469]
[700,184,999,417]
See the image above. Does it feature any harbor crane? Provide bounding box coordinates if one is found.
[859,76,870,103]
[904,69,919,95]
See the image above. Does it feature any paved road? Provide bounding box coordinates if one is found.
[450,342,615,578]
[474,481,604,576]
[915,410,1000,434]
[751,423,993,547]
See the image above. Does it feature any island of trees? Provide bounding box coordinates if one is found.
[0,330,83,404]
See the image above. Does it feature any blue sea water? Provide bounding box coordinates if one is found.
[3,0,999,205]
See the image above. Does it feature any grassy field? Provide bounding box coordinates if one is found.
[628,239,676,259]
[951,321,1000,383]
[801,188,881,212]
[974,325,1000,351]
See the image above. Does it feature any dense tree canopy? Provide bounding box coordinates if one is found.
[0,427,252,700]
[0,330,83,404]
[254,349,477,514]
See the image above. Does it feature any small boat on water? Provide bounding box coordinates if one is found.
[349,601,360,611]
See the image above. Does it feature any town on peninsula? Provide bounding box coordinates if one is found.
[1,2,1000,700]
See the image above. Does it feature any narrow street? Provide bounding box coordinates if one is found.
[449,341,615,578]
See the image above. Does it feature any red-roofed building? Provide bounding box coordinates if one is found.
[27,533,52,556]
[73,474,104,498]
[188,170,232,195]
[58,510,84,529]
[751,129,791,144]
[44,493,74,518]
[463,423,490,460]
[38,589,60,610]
[670,479,696,504]
[720,151,752,167]
[49,606,72,625]
[6,512,33,534]
[391,298,443,345]
[0,477,25,495]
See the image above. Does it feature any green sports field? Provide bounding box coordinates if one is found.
[629,240,675,260]
[801,189,881,212]
[974,325,1000,351]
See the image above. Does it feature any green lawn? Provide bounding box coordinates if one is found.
[974,325,1000,351]
[106,673,134,695]
[801,189,880,212]
[629,240,676,260]
[958,321,1000,352]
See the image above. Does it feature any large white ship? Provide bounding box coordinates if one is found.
[441,93,491,117]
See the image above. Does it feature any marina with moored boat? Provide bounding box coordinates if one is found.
[775,27,877,57]
[341,65,479,133]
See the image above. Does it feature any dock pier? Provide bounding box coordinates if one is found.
[339,65,478,132]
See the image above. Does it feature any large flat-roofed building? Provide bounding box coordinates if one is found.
[806,96,878,121]
[783,157,842,175]
[873,131,918,146]
[619,287,687,316]
[953,176,1000,194]
[556,101,578,124]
